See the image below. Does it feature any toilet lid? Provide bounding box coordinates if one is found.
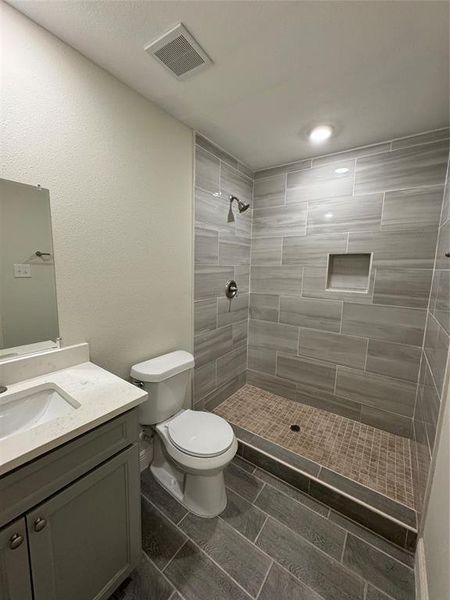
[168,410,234,457]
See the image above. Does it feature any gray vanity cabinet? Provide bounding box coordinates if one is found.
[27,444,141,600]
[0,518,33,600]
[0,409,142,600]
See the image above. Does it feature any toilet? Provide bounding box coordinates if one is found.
[131,350,237,517]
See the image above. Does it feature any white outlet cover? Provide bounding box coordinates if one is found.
[14,264,32,278]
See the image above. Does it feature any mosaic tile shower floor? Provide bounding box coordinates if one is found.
[214,384,415,509]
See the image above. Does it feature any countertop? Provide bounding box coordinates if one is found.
[0,360,147,476]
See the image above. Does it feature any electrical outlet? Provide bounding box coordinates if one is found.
[14,264,32,278]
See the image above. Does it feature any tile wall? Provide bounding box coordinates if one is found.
[248,129,449,438]
[193,134,253,408]
[193,128,450,447]
[413,145,450,519]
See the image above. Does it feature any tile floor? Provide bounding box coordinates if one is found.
[111,457,415,600]
[214,385,415,509]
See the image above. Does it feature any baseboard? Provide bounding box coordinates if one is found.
[415,539,429,600]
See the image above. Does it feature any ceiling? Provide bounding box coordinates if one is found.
[8,0,450,170]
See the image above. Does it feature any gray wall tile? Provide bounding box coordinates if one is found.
[247,369,298,401]
[391,128,449,150]
[216,346,247,387]
[218,294,249,326]
[366,339,421,382]
[303,266,375,304]
[250,293,279,322]
[194,298,217,334]
[219,232,251,266]
[251,265,302,294]
[424,312,450,396]
[335,367,417,418]
[307,194,383,234]
[249,319,298,352]
[430,269,450,335]
[195,186,235,234]
[195,226,219,264]
[196,134,239,169]
[382,186,444,231]
[354,140,449,194]
[347,229,437,269]
[279,296,342,332]
[221,162,253,204]
[373,267,433,308]
[250,236,282,265]
[360,405,412,438]
[194,361,217,403]
[282,233,347,266]
[299,329,367,369]
[254,159,311,180]
[248,345,277,374]
[195,266,234,300]
[253,202,307,238]
[194,325,233,367]
[312,142,391,166]
[253,174,285,208]
[196,145,220,194]
[277,353,336,399]
[342,302,426,346]
[287,160,355,200]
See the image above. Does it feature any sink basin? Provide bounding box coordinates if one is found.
[0,383,81,440]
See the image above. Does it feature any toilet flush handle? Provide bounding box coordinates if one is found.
[132,379,145,388]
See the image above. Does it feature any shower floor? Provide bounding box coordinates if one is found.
[214,384,415,510]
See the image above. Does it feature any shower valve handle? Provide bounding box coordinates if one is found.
[225,280,238,299]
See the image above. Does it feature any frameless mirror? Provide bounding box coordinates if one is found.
[0,178,59,361]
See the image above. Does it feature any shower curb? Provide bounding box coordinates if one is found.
[236,437,418,551]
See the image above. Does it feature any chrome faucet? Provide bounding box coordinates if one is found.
[0,386,7,394]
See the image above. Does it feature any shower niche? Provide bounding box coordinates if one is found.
[326,253,372,292]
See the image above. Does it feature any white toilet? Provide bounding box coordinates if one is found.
[131,350,237,518]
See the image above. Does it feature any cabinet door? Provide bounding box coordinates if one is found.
[27,444,141,600]
[0,518,33,600]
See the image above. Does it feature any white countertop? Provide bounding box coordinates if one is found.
[0,360,147,476]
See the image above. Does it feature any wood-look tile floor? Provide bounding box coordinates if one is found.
[110,458,414,600]
[213,385,415,509]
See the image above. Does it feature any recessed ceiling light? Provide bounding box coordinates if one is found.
[335,167,349,174]
[324,212,334,219]
[309,125,333,144]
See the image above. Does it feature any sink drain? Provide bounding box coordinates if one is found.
[290,424,300,432]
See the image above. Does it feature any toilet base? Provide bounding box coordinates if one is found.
[150,435,228,518]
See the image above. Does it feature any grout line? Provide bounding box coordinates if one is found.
[253,482,266,503]
[162,539,188,574]
[142,550,189,600]
[340,531,348,563]
[151,499,254,598]
[255,560,273,599]
[177,512,189,526]
[253,515,269,545]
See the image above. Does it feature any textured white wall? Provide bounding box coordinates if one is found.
[0,3,193,378]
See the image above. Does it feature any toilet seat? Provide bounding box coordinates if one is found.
[167,410,234,458]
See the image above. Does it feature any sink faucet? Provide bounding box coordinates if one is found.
[0,386,7,394]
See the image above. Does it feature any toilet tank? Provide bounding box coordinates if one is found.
[130,351,194,425]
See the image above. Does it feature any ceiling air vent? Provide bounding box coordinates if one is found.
[145,23,212,80]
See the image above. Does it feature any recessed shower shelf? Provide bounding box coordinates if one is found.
[326,253,372,293]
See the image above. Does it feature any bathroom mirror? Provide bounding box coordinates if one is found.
[0,178,59,360]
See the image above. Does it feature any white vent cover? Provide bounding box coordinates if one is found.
[145,23,212,80]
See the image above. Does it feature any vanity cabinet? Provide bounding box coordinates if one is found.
[0,518,33,600]
[0,409,141,600]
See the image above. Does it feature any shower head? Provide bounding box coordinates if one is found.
[228,195,250,222]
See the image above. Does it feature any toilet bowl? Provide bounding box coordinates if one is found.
[131,351,237,517]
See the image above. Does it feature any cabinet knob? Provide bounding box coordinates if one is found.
[9,533,24,550]
[33,517,47,532]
